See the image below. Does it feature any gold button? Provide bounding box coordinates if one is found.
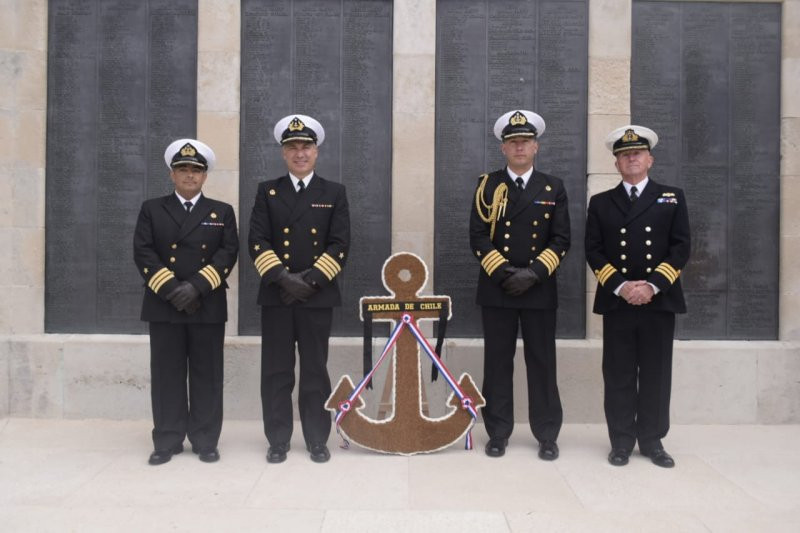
[646,267,652,273]
[313,255,318,260]
[621,254,627,260]
[533,221,538,226]
[283,253,290,259]
[529,259,534,264]
[620,241,626,247]
[283,228,290,234]
[620,228,626,234]
[531,246,536,251]
[546,185,552,191]
[284,240,290,246]
[169,257,176,263]
[476,250,482,257]
[504,233,510,239]
[311,228,318,234]
[544,213,550,219]
[224,268,229,273]
[201,258,205,263]
[646,254,652,260]
[171,243,177,249]
[505,221,511,227]
[503,246,509,252]
[313,241,318,246]
[645,226,652,232]
[532,233,538,239]
[646,240,652,246]
[621,267,627,274]
[201,244,207,250]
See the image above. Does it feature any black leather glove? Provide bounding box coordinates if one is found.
[279,288,298,306]
[184,297,202,315]
[501,267,540,296]
[168,281,200,311]
[276,269,316,303]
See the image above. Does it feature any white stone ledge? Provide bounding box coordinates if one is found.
[2,335,797,424]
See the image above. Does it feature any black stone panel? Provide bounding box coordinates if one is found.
[45,0,198,333]
[434,0,588,338]
[632,1,780,339]
[239,0,393,336]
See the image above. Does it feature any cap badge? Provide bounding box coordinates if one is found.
[180,143,197,157]
[288,117,305,132]
[622,129,639,142]
[509,111,527,126]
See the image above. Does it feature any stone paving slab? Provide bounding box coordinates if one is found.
[0,419,799,532]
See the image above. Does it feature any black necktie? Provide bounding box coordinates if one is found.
[184,201,193,212]
[297,181,305,193]
[515,177,524,190]
[629,186,638,203]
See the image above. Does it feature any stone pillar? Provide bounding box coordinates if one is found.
[0,0,46,337]
[781,0,800,340]
[585,0,631,339]
[391,0,436,268]
[197,0,241,336]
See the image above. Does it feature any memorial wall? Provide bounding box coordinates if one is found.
[238,0,393,336]
[434,0,588,338]
[632,1,781,339]
[45,0,198,333]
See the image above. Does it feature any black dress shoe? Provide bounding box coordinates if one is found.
[538,440,559,461]
[307,443,330,463]
[148,443,184,465]
[267,443,290,464]
[485,438,508,458]
[642,448,675,468]
[193,448,220,463]
[608,448,631,466]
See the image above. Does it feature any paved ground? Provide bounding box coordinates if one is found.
[1,419,799,532]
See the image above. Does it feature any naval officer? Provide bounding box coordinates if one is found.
[585,125,690,468]
[134,139,239,465]
[248,114,350,464]
[470,110,570,461]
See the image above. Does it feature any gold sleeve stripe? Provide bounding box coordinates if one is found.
[315,253,342,281]
[199,265,222,290]
[254,250,282,276]
[535,248,561,276]
[595,264,617,286]
[480,250,507,276]
[148,268,175,293]
[655,263,680,284]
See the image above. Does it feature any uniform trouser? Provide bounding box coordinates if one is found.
[602,309,675,453]
[260,306,333,447]
[149,322,225,452]
[481,307,563,443]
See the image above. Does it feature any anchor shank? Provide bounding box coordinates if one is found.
[393,331,425,421]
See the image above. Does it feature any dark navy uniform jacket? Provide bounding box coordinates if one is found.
[133,193,239,323]
[469,168,571,309]
[586,179,690,314]
[248,174,350,307]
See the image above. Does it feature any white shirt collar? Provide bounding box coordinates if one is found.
[506,166,534,188]
[175,191,201,205]
[622,176,649,195]
[289,172,314,192]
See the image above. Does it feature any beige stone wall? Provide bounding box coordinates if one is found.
[1,0,798,421]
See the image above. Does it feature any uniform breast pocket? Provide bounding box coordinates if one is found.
[200,222,225,246]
